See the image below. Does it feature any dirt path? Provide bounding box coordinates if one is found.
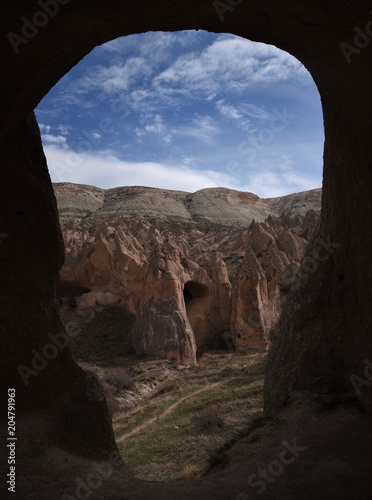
[117,378,231,442]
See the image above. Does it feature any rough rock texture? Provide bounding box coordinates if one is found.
[56,183,321,363]
[0,115,120,497]
[1,1,372,498]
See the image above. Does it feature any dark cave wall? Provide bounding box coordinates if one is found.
[266,76,372,409]
[0,0,371,460]
[0,113,118,461]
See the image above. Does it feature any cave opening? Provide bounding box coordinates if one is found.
[183,281,210,304]
[57,280,91,308]
[183,280,225,355]
[183,281,210,348]
[57,280,91,298]
[3,0,372,496]
[15,24,324,488]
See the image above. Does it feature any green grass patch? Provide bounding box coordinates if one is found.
[115,352,266,482]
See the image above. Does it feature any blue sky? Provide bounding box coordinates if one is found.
[35,30,324,198]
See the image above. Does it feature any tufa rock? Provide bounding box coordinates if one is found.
[55,183,321,363]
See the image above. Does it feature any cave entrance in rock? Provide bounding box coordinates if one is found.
[183,281,209,304]
[183,280,228,355]
[183,280,211,353]
[35,27,323,366]
[5,1,372,496]
[57,280,91,306]
[29,28,324,482]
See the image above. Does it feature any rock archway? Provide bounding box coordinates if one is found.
[1,1,372,498]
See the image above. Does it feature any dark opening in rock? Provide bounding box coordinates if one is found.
[183,281,209,303]
[57,280,91,298]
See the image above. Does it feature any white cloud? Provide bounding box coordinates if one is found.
[237,156,320,198]
[97,37,124,53]
[105,58,151,92]
[39,123,51,133]
[57,32,310,116]
[41,134,68,146]
[240,104,274,121]
[154,35,309,98]
[44,146,319,198]
[57,124,71,135]
[135,114,172,145]
[40,124,70,147]
[44,145,222,192]
[36,31,322,199]
[216,100,243,120]
[172,115,220,145]
[215,100,253,131]
[242,171,317,198]
[72,57,152,95]
[144,114,165,134]
[72,32,201,102]
[99,31,199,58]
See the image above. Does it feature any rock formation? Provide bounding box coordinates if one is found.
[2,1,372,498]
[56,183,321,364]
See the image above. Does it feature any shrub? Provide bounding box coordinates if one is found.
[191,405,226,434]
[103,367,134,392]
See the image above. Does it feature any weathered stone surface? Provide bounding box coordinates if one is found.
[56,183,321,363]
[2,1,372,497]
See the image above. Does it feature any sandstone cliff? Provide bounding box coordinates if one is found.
[55,183,321,364]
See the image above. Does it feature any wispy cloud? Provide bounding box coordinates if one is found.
[40,122,71,148]
[56,124,72,135]
[48,32,310,117]
[215,100,253,131]
[41,134,68,147]
[216,100,244,121]
[76,57,152,94]
[39,123,51,133]
[135,114,172,145]
[35,30,323,197]
[172,115,220,145]
[154,35,309,99]
[98,31,199,58]
[239,104,274,121]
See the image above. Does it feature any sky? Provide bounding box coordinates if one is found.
[35,30,324,198]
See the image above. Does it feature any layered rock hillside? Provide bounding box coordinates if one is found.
[55,183,321,364]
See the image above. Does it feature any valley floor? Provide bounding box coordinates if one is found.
[82,351,266,481]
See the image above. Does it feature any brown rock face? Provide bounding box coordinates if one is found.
[56,183,320,363]
[2,1,372,497]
